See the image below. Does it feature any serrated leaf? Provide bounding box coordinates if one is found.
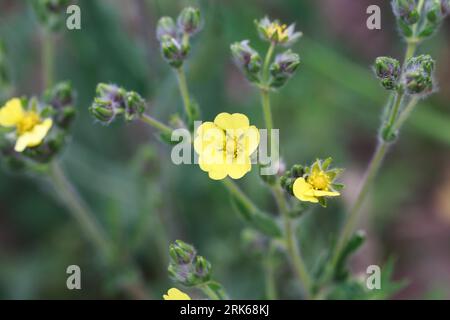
[334,231,366,281]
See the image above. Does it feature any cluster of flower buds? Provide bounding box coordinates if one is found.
[232,17,302,89]
[0,82,76,168]
[168,240,212,287]
[280,164,305,196]
[402,54,436,95]
[374,56,401,90]
[89,83,146,124]
[230,40,262,83]
[392,0,450,38]
[269,50,301,88]
[157,7,202,68]
[31,0,70,31]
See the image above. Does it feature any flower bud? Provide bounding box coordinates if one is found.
[31,0,70,31]
[177,7,202,36]
[374,56,401,90]
[269,50,301,88]
[160,36,190,68]
[89,84,125,124]
[168,240,212,287]
[169,240,196,265]
[403,54,435,95]
[156,17,177,41]
[43,82,76,129]
[418,0,450,37]
[124,91,146,122]
[392,0,420,25]
[231,40,262,83]
[194,256,211,281]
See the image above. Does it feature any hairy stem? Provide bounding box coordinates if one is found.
[140,113,173,135]
[264,242,278,300]
[176,67,193,123]
[49,161,151,299]
[274,186,312,298]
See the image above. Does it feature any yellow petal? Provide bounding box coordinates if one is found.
[0,98,24,127]
[214,112,249,130]
[242,125,260,155]
[293,177,319,203]
[312,190,340,197]
[14,118,53,152]
[227,157,251,179]
[194,122,225,154]
[163,288,191,300]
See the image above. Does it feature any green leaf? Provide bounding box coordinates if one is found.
[251,211,282,238]
[334,230,366,281]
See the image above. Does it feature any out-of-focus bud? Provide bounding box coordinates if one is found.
[156,17,177,41]
[418,0,450,37]
[392,0,420,25]
[231,40,262,83]
[280,164,305,196]
[89,84,125,124]
[43,82,76,129]
[169,240,196,265]
[403,54,435,95]
[160,36,190,69]
[255,17,302,46]
[124,91,146,122]
[31,0,70,31]
[168,240,212,287]
[374,56,401,90]
[177,7,202,36]
[269,50,300,88]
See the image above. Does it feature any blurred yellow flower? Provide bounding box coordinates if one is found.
[163,288,191,300]
[194,113,259,180]
[293,159,341,203]
[0,98,53,152]
[265,22,289,42]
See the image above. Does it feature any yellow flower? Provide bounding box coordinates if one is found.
[256,17,302,46]
[163,288,191,300]
[266,23,289,42]
[0,98,53,152]
[194,113,260,180]
[293,159,341,203]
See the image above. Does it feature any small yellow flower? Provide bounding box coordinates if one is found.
[194,113,260,180]
[163,288,191,300]
[0,98,53,152]
[293,159,341,204]
[256,17,302,46]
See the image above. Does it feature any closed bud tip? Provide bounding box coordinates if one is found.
[231,40,262,83]
[177,7,202,36]
[269,50,301,88]
[374,56,401,90]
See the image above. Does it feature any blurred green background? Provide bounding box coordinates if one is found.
[0,0,449,299]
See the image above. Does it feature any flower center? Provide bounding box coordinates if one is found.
[267,23,288,41]
[308,172,330,190]
[16,111,41,135]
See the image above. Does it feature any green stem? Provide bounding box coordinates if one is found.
[49,161,151,300]
[221,178,258,213]
[331,141,390,269]
[385,91,404,130]
[261,89,274,133]
[50,161,111,255]
[200,284,221,300]
[140,113,173,135]
[263,42,276,83]
[274,186,312,298]
[264,242,278,300]
[392,97,420,132]
[42,29,54,89]
[175,67,193,122]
